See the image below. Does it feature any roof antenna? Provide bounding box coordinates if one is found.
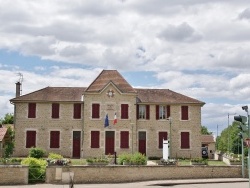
[16,72,23,96]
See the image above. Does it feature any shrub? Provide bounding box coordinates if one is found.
[86,156,109,164]
[131,152,147,165]
[21,157,47,183]
[29,148,45,159]
[118,153,132,165]
[48,153,63,159]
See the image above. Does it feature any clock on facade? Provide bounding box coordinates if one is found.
[107,89,114,97]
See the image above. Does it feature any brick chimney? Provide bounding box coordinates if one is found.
[16,82,21,97]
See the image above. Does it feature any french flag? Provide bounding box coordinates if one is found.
[113,113,117,125]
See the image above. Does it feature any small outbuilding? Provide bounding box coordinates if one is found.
[0,126,8,157]
[201,135,216,159]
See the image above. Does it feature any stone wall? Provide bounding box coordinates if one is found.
[46,165,243,184]
[0,165,28,185]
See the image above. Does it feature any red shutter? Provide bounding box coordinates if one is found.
[92,104,100,119]
[91,131,100,148]
[158,132,168,148]
[120,131,129,148]
[74,103,81,119]
[167,105,171,118]
[26,131,36,148]
[121,104,128,119]
[50,131,60,148]
[156,105,159,120]
[146,105,150,120]
[28,103,36,118]
[181,106,188,120]
[181,132,190,149]
[136,105,139,119]
[52,103,60,119]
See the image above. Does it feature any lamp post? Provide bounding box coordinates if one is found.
[167,117,172,158]
[228,113,236,153]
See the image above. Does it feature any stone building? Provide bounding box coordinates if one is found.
[10,70,205,158]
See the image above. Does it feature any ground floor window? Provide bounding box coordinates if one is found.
[158,132,168,149]
[26,130,36,148]
[50,131,60,148]
[181,132,190,149]
[91,131,100,148]
[120,131,129,148]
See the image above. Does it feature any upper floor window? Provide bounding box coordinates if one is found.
[92,103,100,119]
[156,105,170,120]
[181,132,190,149]
[181,106,189,120]
[121,104,129,119]
[28,103,36,118]
[73,103,82,119]
[137,105,150,120]
[52,103,60,119]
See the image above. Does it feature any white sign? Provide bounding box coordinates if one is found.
[163,139,169,160]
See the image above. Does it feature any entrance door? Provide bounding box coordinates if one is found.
[138,131,146,155]
[72,131,81,158]
[105,131,115,155]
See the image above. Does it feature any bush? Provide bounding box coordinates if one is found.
[48,153,63,159]
[21,157,47,183]
[29,148,45,159]
[118,153,132,165]
[118,153,147,165]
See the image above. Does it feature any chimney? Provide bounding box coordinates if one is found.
[16,82,21,97]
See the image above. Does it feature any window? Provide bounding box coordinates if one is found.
[156,105,171,120]
[26,131,36,148]
[181,132,190,149]
[52,103,60,119]
[120,131,129,148]
[158,132,168,148]
[50,131,60,148]
[181,106,189,120]
[92,103,100,119]
[137,105,150,120]
[73,103,82,119]
[28,103,36,118]
[121,104,129,119]
[91,131,100,148]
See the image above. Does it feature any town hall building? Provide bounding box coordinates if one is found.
[10,70,205,158]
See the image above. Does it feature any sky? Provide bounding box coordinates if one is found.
[1,0,250,136]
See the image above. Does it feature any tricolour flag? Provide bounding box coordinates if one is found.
[104,114,109,127]
[113,112,117,125]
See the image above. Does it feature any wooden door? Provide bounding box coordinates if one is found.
[72,131,81,158]
[105,131,115,155]
[138,131,146,155]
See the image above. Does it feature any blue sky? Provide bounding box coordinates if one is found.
[1,0,250,136]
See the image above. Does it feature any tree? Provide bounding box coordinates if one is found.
[0,113,14,124]
[201,125,212,135]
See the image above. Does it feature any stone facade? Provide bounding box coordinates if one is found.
[11,70,204,158]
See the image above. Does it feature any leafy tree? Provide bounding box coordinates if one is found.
[4,126,15,158]
[0,113,14,124]
[201,125,212,135]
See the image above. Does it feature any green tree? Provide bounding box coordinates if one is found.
[201,125,212,135]
[0,113,14,124]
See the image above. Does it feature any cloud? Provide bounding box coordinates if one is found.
[159,22,202,43]
[239,8,250,20]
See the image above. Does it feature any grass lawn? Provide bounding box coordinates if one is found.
[70,159,87,165]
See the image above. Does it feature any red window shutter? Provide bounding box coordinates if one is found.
[136,105,139,119]
[91,131,100,148]
[73,103,81,119]
[50,131,60,148]
[146,105,150,120]
[52,103,60,119]
[121,104,128,119]
[92,104,100,119]
[181,106,188,120]
[28,103,36,118]
[158,132,168,148]
[26,131,36,148]
[166,105,171,118]
[120,131,129,148]
[156,105,159,120]
[181,132,190,149]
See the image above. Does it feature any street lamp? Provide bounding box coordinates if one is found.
[228,113,236,153]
